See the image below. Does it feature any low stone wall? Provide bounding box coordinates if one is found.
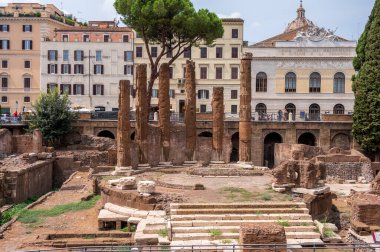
[53,156,81,187]
[188,168,263,177]
[351,193,380,226]
[324,162,373,182]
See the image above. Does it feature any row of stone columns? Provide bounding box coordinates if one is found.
[114,53,253,171]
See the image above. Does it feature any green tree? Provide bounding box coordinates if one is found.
[352,0,380,154]
[28,88,78,145]
[114,0,224,110]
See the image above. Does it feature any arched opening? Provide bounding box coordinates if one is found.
[256,72,267,92]
[198,131,212,138]
[309,72,321,93]
[333,104,345,115]
[285,103,296,121]
[334,72,345,93]
[97,130,115,139]
[309,103,320,121]
[130,132,136,141]
[263,132,283,168]
[298,132,316,146]
[285,72,296,93]
[230,132,239,163]
[332,133,350,150]
[255,103,267,120]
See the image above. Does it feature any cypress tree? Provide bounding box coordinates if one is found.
[352,0,380,154]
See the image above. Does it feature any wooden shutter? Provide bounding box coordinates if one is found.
[22,40,25,50]
[61,64,64,74]
[101,85,104,95]
[81,85,84,95]
[124,51,127,61]
[93,65,96,75]
[73,84,77,95]
[93,85,96,95]
[206,90,209,99]
[68,85,72,95]
[81,51,84,61]
[47,64,50,74]
[101,65,104,74]
[131,66,134,75]
[30,25,32,32]
[55,50,58,60]
[60,85,63,94]
[55,64,58,74]
[22,25,25,32]
[30,41,33,50]
[7,25,9,32]
[0,40,2,50]
[197,90,201,99]
[48,51,51,61]
[69,65,71,74]
[124,65,127,75]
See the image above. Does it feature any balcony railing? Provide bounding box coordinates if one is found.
[90,111,184,123]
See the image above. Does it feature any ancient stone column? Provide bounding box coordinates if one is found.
[212,87,224,162]
[239,53,253,163]
[115,80,132,173]
[158,63,171,164]
[185,60,196,162]
[32,129,43,153]
[136,64,149,166]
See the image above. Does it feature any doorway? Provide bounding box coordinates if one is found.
[230,132,239,162]
[263,132,282,168]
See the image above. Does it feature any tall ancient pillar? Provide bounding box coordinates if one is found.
[136,64,149,167]
[211,87,224,163]
[114,80,132,175]
[158,63,171,164]
[239,53,253,164]
[185,60,197,163]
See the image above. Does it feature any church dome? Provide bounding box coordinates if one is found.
[285,0,314,33]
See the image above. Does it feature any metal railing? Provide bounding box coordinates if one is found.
[21,243,380,252]
[91,112,184,123]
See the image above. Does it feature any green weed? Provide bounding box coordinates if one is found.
[260,192,272,201]
[222,187,253,201]
[0,197,38,226]
[222,239,232,244]
[158,228,169,237]
[277,219,290,227]
[209,228,222,237]
[323,229,335,238]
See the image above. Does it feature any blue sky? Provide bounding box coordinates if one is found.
[1,0,375,43]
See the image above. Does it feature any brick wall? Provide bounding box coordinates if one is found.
[0,129,12,155]
[352,193,380,226]
[11,135,34,154]
[325,162,373,181]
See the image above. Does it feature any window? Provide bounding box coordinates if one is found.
[309,104,320,121]
[231,67,239,79]
[216,67,223,79]
[22,40,33,50]
[74,64,84,74]
[47,64,58,74]
[93,84,104,95]
[231,47,239,58]
[1,25,9,32]
[73,84,84,95]
[23,25,32,32]
[152,89,158,98]
[184,47,191,58]
[309,72,321,93]
[96,50,102,61]
[256,72,267,92]
[61,64,71,74]
[200,67,207,79]
[136,47,143,58]
[231,105,238,114]
[200,105,207,113]
[183,67,186,78]
[83,34,90,42]
[285,72,296,93]
[124,65,133,75]
[169,67,173,79]
[0,40,10,50]
[104,34,110,42]
[1,60,8,68]
[151,47,158,58]
[1,96,7,103]
[1,77,8,89]
[169,89,175,98]
[198,90,209,99]
[24,96,30,103]
[63,50,69,61]
[48,50,58,61]
[334,72,345,93]
[231,90,238,99]
[47,83,58,93]
[123,35,129,42]
[94,65,104,75]
[200,48,207,58]
[124,51,133,61]
[216,47,223,58]
[24,60,31,69]
[333,104,345,115]
[74,50,84,61]
[255,103,267,116]
[166,47,173,58]
[285,103,296,120]
[24,77,31,90]
[232,29,239,38]
[62,35,69,42]
[60,84,71,95]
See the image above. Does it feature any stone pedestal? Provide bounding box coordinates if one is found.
[185,60,197,162]
[158,63,171,164]
[136,65,149,165]
[211,87,224,162]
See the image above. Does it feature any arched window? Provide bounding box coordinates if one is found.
[333,104,345,115]
[309,72,321,93]
[256,72,267,92]
[285,72,296,93]
[334,72,345,93]
[309,104,320,121]
[285,103,296,120]
[255,103,267,115]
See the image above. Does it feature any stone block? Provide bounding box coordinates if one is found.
[137,181,156,195]
[116,177,136,190]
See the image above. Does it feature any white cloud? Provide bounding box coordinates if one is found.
[218,12,241,19]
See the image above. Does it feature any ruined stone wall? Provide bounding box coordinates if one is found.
[11,134,34,154]
[274,143,323,166]
[0,173,5,207]
[324,162,373,182]
[53,156,80,187]
[351,193,380,226]
[0,129,12,156]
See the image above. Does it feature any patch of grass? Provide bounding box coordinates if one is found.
[121,224,136,233]
[18,195,100,224]
[323,228,335,238]
[260,192,272,201]
[83,234,96,239]
[209,228,222,237]
[222,239,232,244]
[286,195,294,201]
[102,176,122,181]
[0,197,38,226]
[158,227,168,237]
[277,219,290,227]
[255,210,263,216]
[222,187,253,201]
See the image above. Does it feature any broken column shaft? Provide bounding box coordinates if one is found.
[136,64,149,165]
[185,60,196,161]
[212,87,224,162]
[158,63,171,163]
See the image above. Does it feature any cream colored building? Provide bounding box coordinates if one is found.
[133,18,244,115]
[0,3,72,114]
[244,3,356,121]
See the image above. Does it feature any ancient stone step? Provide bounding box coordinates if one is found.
[286,238,324,246]
[170,219,315,227]
[170,213,312,221]
[170,207,309,215]
[170,202,306,210]
[170,225,316,234]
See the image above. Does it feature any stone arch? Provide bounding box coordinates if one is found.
[298,132,316,146]
[198,131,213,138]
[97,130,115,139]
[331,133,350,150]
[230,132,239,163]
[263,132,283,168]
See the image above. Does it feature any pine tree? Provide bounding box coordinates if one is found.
[352,0,380,154]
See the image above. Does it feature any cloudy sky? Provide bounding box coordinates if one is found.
[0,0,375,43]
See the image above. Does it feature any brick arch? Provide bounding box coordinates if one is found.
[95,128,116,139]
[331,133,350,150]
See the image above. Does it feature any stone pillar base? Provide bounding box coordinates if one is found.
[137,164,151,170]
[210,161,225,166]
[112,166,132,176]
[236,161,254,169]
[158,162,173,167]
[183,161,197,166]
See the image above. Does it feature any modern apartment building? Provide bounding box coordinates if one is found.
[133,18,245,114]
[0,3,75,114]
[40,21,134,111]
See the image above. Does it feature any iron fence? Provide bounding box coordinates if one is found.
[90,112,184,123]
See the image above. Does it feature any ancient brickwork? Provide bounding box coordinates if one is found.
[212,87,224,161]
[239,53,253,162]
[136,64,149,164]
[158,64,171,162]
[351,193,380,226]
[304,192,333,219]
[185,60,196,161]
[11,130,44,154]
[0,173,5,207]
[0,129,12,156]
[116,80,131,168]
